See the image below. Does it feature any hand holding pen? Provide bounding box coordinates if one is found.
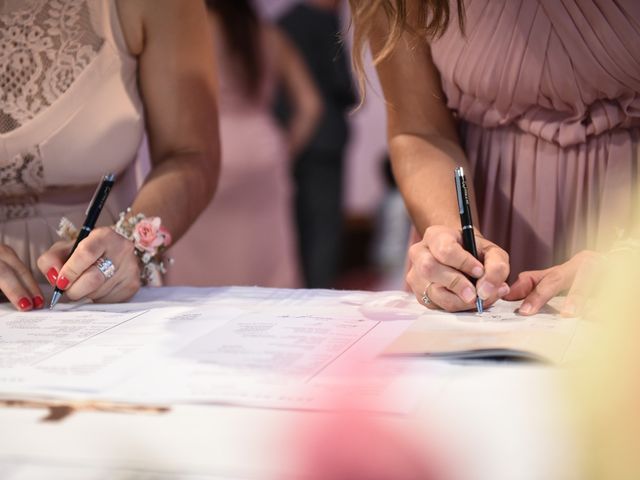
[454,167,485,313]
[37,174,143,308]
[405,170,511,312]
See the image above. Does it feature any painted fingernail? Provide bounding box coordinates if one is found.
[32,296,44,309]
[519,303,533,315]
[471,266,484,278]
[18,297,32,311]
[46,267,58,286]
[56,276,70,290]
[498,285,510,297]
[477,282,495,300]
[461,287,476,303]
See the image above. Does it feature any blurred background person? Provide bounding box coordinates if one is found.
[370,155,412,291]
[0,0,219,310]
[166,0,322,288]
[277,0,357,289]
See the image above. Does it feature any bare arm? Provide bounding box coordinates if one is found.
[118,0,220,241]
[35,0,221,304]
[270,26,323,157]
[371,11,478,235]
[370,6,509,311]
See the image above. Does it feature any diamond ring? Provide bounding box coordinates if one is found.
[421,282,433,306]
[95,257,116,279]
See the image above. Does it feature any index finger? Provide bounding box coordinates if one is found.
[477,242,510,300]
[427,232,485,280]
[55,229,108,291]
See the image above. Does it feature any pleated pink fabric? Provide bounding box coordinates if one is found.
[429,0,640,278]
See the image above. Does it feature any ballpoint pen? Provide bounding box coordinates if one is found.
[454,166,484,314]
[49,173,116,309]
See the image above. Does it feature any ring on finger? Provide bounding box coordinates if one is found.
[95,257,116,279]
[421,282,434,306]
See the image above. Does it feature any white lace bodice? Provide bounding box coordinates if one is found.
[0,0,144,213]
[0,0,103,134]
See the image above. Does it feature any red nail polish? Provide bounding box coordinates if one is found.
[33,296,44,309]
[18,297,32,310]
[56,276,70,290]
[46,267,59,286]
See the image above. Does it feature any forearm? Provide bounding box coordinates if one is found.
[130,151,219,242]
[390,132,481,236]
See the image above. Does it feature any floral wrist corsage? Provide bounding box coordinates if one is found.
[113,209,173,286]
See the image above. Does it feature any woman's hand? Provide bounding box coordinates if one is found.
[0,244,45,311]
[505,250,601,316]
[407,225,511,312]
[37,227,141,304]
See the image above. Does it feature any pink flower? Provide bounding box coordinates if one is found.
[158,226,172,247]
[133,217,165,253]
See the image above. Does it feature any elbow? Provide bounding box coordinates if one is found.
[199,142,221,205]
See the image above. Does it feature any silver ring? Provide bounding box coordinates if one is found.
[95,257,116,279]
[421,282,433,306]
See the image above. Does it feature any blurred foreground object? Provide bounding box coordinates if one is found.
[572,235,640,479]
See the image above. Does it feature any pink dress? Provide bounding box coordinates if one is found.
[0,0,144,282]
[429,0,640,278]
[165,26,300,288]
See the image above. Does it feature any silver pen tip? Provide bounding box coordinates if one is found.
[49,291,62,309]
[476,297,484,314]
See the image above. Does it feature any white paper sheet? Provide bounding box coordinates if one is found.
[0,288,429,412]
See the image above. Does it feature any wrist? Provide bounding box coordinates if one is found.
[113,209,173,286]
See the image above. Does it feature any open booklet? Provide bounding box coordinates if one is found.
[384,299,582,364]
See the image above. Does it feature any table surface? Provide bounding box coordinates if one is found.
[0,287,582,480]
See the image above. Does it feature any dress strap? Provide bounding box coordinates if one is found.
[94,0,136,64]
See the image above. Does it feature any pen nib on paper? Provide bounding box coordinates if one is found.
[49,290,62,310]
[476,297,484,314]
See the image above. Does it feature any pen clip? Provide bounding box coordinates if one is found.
[85,173,115,215]
[454,168,465,215]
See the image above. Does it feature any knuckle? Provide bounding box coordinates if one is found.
[406,267,416,288]
[419,254,436,278]
[493,261,510,279]
[36,255,49,272]
[0,262,10,277]
[408,243,421,263]
[76,241,99,263]
[90,227,111,242]
[13,263,31,280]
[127,280,140,295]
[447,275,462,292]
[438,242,456,260]
[545,269,564,286]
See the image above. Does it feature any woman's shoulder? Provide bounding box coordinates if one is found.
[115,0,208,56]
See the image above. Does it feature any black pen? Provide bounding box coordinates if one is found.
[454,167,484,314]
[49,173,116,309]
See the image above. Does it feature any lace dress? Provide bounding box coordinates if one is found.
[0,0,144,281]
